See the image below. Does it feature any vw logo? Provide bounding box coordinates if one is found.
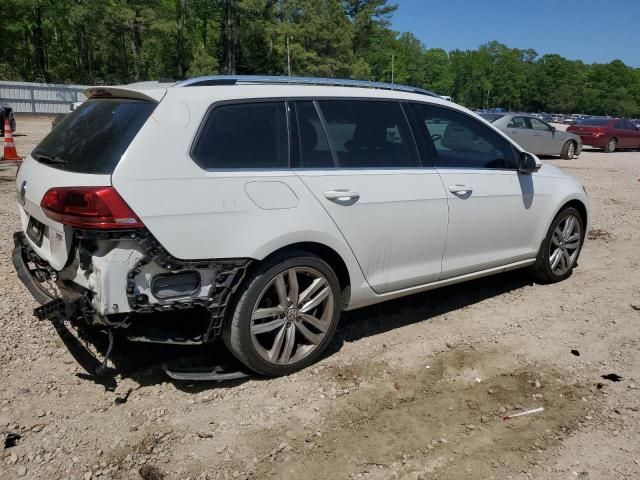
[18,180,27,205]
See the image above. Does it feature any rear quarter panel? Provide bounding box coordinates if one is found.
[111,93,372,308]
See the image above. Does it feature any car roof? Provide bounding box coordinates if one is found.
[85,75,450,105]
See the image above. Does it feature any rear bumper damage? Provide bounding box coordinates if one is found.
[12,229,251,343]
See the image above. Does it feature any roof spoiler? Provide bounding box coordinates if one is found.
[84,86,167,102]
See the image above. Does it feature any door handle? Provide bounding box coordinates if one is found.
[324,190,360,202]
[448,185,473,196]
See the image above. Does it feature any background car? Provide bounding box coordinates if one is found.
[0,105,16,135]
[480,113,582,159]
[567,117,640,152]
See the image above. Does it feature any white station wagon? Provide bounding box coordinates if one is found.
[13,76,589,377]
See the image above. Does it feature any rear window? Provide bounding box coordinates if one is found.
[575,118,610,127]
[479,113,504,123]
[32,98,155,174]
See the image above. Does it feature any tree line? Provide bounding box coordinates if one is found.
[1,0,639,116]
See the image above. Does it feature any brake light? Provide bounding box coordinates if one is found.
[593,128,604,137]
[40,187,144,229]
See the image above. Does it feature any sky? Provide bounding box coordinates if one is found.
[391,0,639,67]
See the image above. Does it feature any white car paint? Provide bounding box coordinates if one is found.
[16,82,588,317]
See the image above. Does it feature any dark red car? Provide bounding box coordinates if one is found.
[567,118,640,152]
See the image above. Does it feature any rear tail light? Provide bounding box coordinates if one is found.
[40,186,144,229]
[593,128,604,137]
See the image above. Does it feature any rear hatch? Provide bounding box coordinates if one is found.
[16,93,159,270]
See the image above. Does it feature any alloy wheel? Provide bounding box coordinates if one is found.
[548,214,582,276]
[607,139,616,152]
[250,267,334,366]
[567,142,575,159]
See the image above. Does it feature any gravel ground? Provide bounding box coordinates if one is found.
[1,117,639,480]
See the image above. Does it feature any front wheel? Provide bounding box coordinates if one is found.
[603,138,617,153]
[531,207,584,283]
[223,251,341,376]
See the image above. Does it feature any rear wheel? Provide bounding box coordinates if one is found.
[224,251,341,376]
[560,140,576,159]
[603,137,617,153]
[531,207,584,283]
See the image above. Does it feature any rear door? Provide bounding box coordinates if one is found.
[529,117,559,155]
[294,99,448,293]
[613,119,631,148]
[411,103,546,278]
[624,120,640,148]
[16,97,157,270]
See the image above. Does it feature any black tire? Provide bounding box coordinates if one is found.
[530,207,585,284]
[560,140,576,160]
[223,250,341,376]
[603,137,617,153]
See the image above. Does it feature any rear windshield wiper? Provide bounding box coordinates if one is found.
[32,152,67,165]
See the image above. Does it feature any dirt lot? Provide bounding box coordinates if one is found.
[1,116,639,480]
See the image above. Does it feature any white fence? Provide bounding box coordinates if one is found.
[0,80,88,114]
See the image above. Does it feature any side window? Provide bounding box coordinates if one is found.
[625,121,638,131]
[411,103,517,169]
[192,102,288,169]
[507,117,529,129]
[315,100,419,168]
[295,101,335,168]
[530,118,552,132]
[613,120,625,130]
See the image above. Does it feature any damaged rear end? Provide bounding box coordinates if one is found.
[12,86,249,349]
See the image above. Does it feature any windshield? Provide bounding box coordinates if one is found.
[32,98,156,174]
[575,118,610,127]
[479,113,504,123]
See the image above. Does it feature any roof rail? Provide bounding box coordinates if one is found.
[174,75,440,98]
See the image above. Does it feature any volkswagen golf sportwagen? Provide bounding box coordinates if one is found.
[13,76,589,376]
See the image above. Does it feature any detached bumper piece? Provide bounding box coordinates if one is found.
[12,231,93,323]
[12,232,56,306]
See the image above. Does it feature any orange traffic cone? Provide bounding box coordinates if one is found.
[2,119,23,161]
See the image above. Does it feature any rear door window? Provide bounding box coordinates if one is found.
[315,100,419,168]
[192,102,288,169]
[295,101,335,168]
[411,103,518,170]
[530,118,552,131]
[32,98,156,174]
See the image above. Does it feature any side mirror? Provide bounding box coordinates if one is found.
[518,152,538,174]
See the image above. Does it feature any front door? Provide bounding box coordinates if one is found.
[411,103,547,279]
[293,100,448,293]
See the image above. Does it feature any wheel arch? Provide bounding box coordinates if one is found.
[562,199,588,234]
[259,242,352,308]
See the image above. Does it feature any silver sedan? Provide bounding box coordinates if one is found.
[480,113,582,159]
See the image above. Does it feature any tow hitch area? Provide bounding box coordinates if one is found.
[34,297,83,322]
